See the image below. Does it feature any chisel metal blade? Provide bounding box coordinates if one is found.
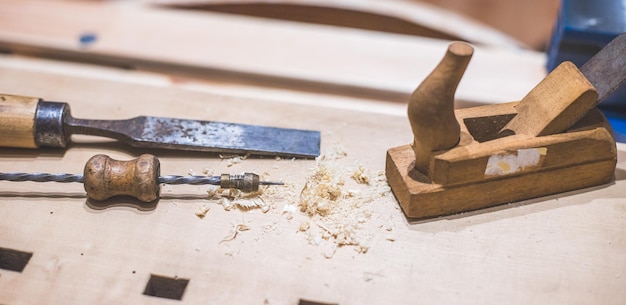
[580,33,626,104]
[0,95,320,158]
[67,116,321,158]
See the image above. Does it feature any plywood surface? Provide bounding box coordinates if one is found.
[0,61,625,305]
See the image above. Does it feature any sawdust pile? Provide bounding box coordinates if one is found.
[199,146,392,257]
[297,148,390,256]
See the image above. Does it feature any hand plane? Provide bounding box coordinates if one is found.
[386,34,625,219]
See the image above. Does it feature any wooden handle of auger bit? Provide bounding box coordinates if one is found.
[83,154,161,202]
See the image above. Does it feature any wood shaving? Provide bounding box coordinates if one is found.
[298,221,310,232]
[220,188,270,212]
[282,203,297,214]
[206,185,220,199]
[205,184,273,213]
[296,149,390,255]
[282,203,297,220]
[220,223,250,243]
[195,205,210,219]
[202,168,214,176]
[299,161,344,216]
[383,216,395,231]
[219,154,249,167]
[323,244,338,259]
[351,165,371,185]
[202,172,286,214]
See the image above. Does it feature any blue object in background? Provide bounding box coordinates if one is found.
[78,33,98,48]
[546,0,626,141]
[603,110,626,142]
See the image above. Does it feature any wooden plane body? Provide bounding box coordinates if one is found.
[386,101,617,219]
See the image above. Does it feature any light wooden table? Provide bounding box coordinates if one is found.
[0,2,625,304]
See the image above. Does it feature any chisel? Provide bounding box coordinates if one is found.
[0,94,320,157]
[501,33,626,137]
[0,154,283,202]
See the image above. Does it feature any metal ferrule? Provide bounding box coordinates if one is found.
[34,101,70,148]
[220,173,260,192]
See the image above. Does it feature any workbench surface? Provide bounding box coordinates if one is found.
[0,1,625,304]
[1,60,625,305]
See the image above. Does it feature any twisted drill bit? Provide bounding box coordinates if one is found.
[0,154,284,202]
[0,172,282,188]
[0,173,84,183]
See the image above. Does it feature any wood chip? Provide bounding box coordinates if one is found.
[195,205,210,219]
[219,223,251,244]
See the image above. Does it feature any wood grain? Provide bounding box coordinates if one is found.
[0,0,547,105]
[153,0,525,48]
[0,18,624,305]
[387,144,617,218]
[0,59,624,305]
[503,62,598,137]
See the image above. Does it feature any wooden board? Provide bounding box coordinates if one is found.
[0,0,547,105]
[417,0,560,50]
[149,0,526,48]
[0,59,625,304]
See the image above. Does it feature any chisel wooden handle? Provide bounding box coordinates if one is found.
[83,154,161,202]
[0,94,69,148]
[0,94,39,148]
